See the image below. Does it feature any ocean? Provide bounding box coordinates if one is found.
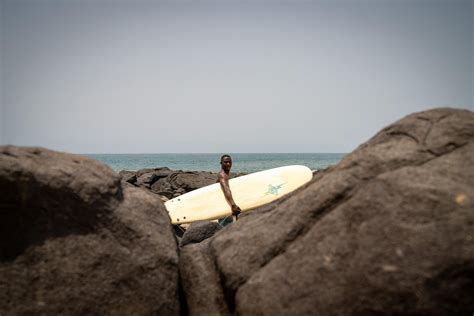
[83,153,346,174]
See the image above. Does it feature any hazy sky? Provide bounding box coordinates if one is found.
[1,0,472,153]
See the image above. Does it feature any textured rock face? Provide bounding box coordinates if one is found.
[180,108,474,315]
[152,171,217,199]
[119,168,245,199]
[0,147,180,315]
[180,240,229,316]
[180,221,223,247]
[137,167,173,188]
[118,170,137,184]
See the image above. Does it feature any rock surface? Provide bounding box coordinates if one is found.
[128,167,173,189]
[154,171,217,198]
[180,108,474,315]
[180,221,223,247]
[119,168,244,199]
[118,170,137,184]
[180,240,228,316]
[0,147,180,315]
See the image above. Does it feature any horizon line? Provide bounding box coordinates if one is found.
[80,152,348,155]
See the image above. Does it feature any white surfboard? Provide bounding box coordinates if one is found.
[165,165,313,224]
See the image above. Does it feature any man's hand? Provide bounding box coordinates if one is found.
[231,204,241,217]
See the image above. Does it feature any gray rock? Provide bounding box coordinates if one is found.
[166,171,217,193]
[119,168,235,200]
[179,108,474,315]
[179,241,229,316]
[136,167,172,178]
[180,221,223,247]
[0,146,180,315]
[135,172,159,188]
[118,170,137,184]
[121,167,173,189]
[150,177,169,194]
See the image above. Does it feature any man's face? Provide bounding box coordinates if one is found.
[221,156,232,171]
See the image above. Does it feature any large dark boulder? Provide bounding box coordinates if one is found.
[180,108,474,315]
[0,146,180,315]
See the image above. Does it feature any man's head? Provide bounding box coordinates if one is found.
[220,154,232,172]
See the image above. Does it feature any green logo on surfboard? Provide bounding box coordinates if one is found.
[265,183,285,196]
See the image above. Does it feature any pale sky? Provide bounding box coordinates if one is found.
[1,0,473,154]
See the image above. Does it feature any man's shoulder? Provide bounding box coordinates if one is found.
[217,170,228,179]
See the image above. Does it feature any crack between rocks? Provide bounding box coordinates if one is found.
[214,256,235,315]
[177,252,189,316]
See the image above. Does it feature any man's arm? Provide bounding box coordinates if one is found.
[218,173,241,216]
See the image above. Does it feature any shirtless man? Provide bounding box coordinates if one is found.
[217,154,241,221]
